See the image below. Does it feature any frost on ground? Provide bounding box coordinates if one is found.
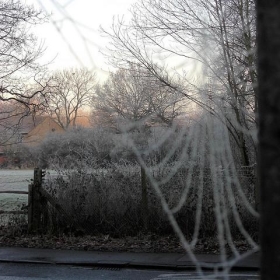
[0,194,27,212]
[0,170,62,224]
[0,170,32,225]
[0,170,33,192]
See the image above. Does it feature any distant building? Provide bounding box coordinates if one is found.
[0,113,93,166]
[0,115,65,166]
[22,116,64,146]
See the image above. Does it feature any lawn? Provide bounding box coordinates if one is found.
[0,170,32,224]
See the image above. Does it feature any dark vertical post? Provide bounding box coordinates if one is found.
[30,168,43,232]
[27,183,33,232]
[41,190,48,231]
[257,1,280,279]
[141,166,148,230]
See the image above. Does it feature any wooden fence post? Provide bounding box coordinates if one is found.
[28,168,43,233]
[27,183,33,232]
[141,166,148,230]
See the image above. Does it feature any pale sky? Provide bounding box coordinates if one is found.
[26,0,136,79]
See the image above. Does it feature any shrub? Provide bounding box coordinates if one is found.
[42,163,258,239]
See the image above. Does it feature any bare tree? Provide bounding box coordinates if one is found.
[91,64,188,229]
[91,64,187,131]
[0,0,47,102]
[97,0,260,251]
[44,68,96,129]
[0,0,48,146]
[102,0,257,167]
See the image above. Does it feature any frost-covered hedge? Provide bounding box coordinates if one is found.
[43,164,257,238]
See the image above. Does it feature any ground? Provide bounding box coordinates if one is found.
[0,169,252,254]
[0,225,250,255]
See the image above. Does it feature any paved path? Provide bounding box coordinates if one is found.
[0,247,259,271]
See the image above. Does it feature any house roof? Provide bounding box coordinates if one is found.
[23,117,64,146]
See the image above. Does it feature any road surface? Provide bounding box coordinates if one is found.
[0,262,260,279]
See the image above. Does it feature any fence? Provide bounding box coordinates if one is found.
[0,165,257,235]
[0,168,80,233]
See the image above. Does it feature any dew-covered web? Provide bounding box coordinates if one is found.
[37,0,260,279]
[120,109,259,279]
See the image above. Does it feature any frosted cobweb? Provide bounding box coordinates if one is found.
[35,0,260,279]
[120,108,259,279]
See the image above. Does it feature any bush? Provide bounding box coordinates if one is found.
[24,126,114,169]
[42,163,258,239]
[26,124,258,241]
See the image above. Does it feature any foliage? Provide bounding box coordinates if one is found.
[43,163,257,239]
[25,124,191,169]
[31,126,114,169]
